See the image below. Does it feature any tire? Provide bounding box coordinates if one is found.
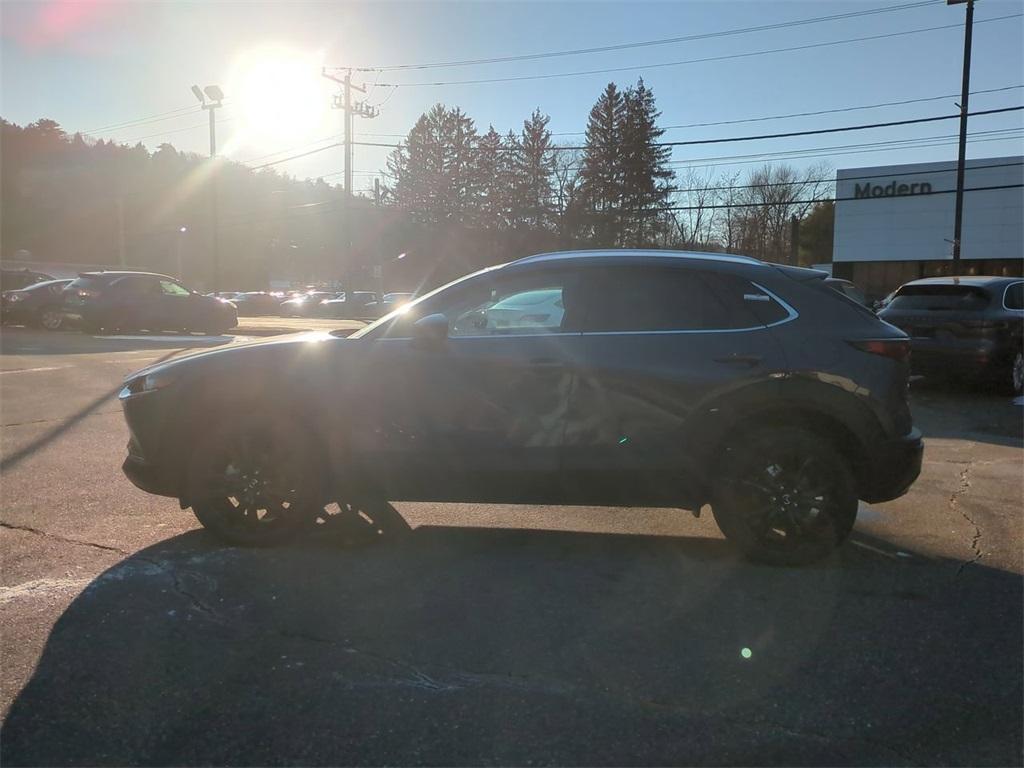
[188,416,324,547]
[711,426,858,566]
[38,307,64,331]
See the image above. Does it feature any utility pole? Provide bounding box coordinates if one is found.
[790,215,800,266]
[115,196,126,266]
[949,0,975,269]
[322,69,378,281]
[191,84,224,289]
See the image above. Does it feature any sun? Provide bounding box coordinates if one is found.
[226,46,331,150]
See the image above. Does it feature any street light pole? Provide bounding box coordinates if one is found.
[950,0,975,269]
[191,84,224,290]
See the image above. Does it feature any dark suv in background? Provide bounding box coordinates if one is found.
[63,271,237,335]
[879,276,1024,394]
[119,250,922,565]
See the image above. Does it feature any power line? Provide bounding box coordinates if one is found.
[334,1,937,72]
[353,84,1024,139]
[665,127,1024,166]
[247,143,343,170]
[83,105,196,134]
[350,106,1024,152]
[120,117,233,144]
[667,130,1024,170]
[373,15,1021,88]
[663,183,1023,211]
[670,160,1024,196]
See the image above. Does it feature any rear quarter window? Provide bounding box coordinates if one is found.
[1004,282,1023,310]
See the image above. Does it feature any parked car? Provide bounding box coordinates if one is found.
[278,291,337,317]
[229,292,283,316]
[452,287,563,334]
[318,291,379,319]
[120,249,922,565]
[878,276,1024,394]
[62,271,237,335]
[1,279,73,329]
[824,278,869,307]
[0,268,54,291]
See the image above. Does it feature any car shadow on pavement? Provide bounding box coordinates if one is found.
[2,520,1021,767]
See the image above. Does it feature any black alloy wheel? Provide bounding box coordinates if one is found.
[712,427,858,566]
[190,419,321,547]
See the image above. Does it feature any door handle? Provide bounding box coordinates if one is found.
[713,354,762,367]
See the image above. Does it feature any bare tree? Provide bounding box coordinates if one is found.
[672,167,719,249]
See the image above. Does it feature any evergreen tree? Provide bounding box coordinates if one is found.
[579,83,625,245]
[508,108,556,231]
[386,104,479,226]
[620,78,675,246]
[474,125,510,230]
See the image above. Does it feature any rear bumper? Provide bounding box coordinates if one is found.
[860,427,923,503]
[909,338,1010,373]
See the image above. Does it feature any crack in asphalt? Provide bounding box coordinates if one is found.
[949,466,982,576]
[0,520,129,556]
[2,409,122,428]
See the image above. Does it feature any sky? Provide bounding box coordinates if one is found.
[2,0,1022,195]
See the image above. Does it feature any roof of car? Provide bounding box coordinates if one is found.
[79,270,175,280]
[511,249,762,267]
[900,275,1022,288]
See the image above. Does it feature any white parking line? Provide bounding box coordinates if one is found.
[0,366,65,375]
[94,335,232,342]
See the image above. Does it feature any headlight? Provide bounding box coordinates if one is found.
[7,293,24,302]
[120,367,177,399]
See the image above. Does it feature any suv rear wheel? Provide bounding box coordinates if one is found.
[712,426,858,566]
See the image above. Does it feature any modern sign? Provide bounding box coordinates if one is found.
[853,180,934,199]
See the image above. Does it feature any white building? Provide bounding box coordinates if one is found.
[832,155,1023,298]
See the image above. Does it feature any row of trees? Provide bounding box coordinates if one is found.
[1,82,836,290]
[386,80,677,250]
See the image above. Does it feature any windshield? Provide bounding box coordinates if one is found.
[348,264,505,338]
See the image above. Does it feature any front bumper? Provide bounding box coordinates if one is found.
[860,427,924,503]
[120,386,180,498]
[122,452,177,497]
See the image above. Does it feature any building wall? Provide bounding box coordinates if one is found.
[831,156,1023,298]
[833,156,1023,263]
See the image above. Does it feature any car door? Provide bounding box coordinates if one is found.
[150,278,195,331]
[561,263,791,504]
[347,268,582,503]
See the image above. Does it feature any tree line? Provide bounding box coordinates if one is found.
[1,81,835,291]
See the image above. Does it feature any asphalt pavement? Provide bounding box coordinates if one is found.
[1,326,1021,766]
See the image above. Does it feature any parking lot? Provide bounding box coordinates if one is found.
[1,326,1021,765]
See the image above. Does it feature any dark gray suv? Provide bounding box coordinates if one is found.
[878,276,1024,394]
[119,250,923,565]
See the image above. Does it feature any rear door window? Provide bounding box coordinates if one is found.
[159,279,191,297]
[889,285,990,311]
[578,267,769,332]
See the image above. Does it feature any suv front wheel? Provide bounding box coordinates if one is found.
[712,426,858,566]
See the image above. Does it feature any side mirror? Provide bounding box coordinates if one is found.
[412,313,449,347]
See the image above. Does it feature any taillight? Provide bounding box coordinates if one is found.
[849,339,911,361]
